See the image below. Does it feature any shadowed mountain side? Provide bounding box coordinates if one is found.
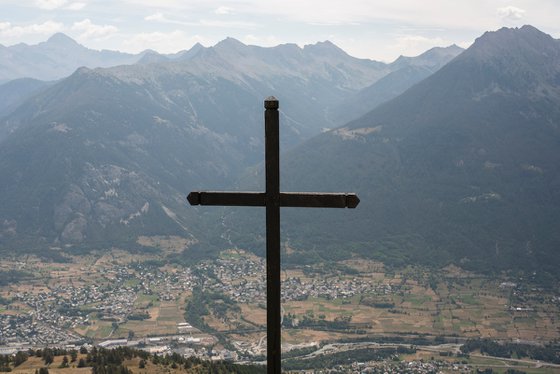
[0,69,214,249]
[227,26,560,278]
[0,37,395,250]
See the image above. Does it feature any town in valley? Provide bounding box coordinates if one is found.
[1,237,559,372]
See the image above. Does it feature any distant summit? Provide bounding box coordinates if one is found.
[464,24,558,58]
[45,32,80,48]
[175,42,206,61]
[136,49,170,65]
[456,25,560,87]
[214,37,247,50]
[0,31,396,250]
[392,44,464,69]
[303,40,351,58]
[0,33,139,82]
[0,34,385,84]
[334,43,464,124]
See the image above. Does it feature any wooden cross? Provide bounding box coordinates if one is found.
[187,97,359,373]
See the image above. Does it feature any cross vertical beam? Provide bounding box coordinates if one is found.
[264,97,281,374]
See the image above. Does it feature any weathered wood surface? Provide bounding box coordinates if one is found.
[187,191,359,208]
[264,97,281,374]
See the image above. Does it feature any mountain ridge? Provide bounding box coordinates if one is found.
[333,44,464,125]
[0,32,411,250]
[4,26,553,278]
[235,25,560,277]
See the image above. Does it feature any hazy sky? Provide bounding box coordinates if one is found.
[1,0,559,62]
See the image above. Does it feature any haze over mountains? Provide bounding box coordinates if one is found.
[0,78,52,118]
[0,26,558,278]
[0,33,460,251]
[0,33,141,83]
[270,25,560,276]
[334,44,465,124]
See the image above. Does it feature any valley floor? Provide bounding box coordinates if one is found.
[1,240,559,372]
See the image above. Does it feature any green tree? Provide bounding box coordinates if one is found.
[59,355,69,368]
[77,358,86,368]
[14,351,28,367]
[42,348,54,365]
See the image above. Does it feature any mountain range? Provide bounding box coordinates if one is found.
[0,33,461,253]
[0,33,142,83]
[1,26,558,279]
[260,25,560,277]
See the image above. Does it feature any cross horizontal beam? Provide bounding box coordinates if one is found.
[187,191,265,206]
[187,191,360,209]
[281,192,359,208]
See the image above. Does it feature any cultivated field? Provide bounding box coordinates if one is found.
[2,246,559,350]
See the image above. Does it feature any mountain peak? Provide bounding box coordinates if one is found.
[458,25,560,77]
[191,42,204,49]
[174,42,206,61]
[417,44,464,60]
[46,33,80,48]
[215,37,246,49]
[471,25,556,53]
[391,44,464,70]
[303,40,349,57]
[211,37,250,58]
[188,42,206,55]
[137,49,169,65]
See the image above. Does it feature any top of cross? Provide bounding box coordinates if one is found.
[264,96,279,109]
